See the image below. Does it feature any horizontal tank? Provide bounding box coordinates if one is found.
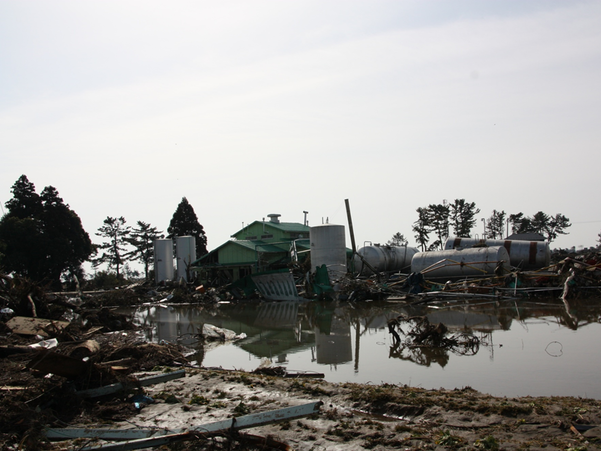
[444,236,550,270]
[411,246,511,280]
[353,245,418,276]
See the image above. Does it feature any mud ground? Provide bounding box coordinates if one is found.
[3,354,601,450]
[98,367,601,451]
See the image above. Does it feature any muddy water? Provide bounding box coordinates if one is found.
[132,298,601,399]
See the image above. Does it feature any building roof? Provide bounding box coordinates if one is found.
[191,238,310,267]
[232,220,310,236]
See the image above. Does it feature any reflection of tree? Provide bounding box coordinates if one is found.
[387,315,480,368]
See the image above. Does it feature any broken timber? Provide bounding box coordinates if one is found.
[5,316,69,337]
[45,401,323,450]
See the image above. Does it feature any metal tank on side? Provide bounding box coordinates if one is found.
[444,236,550,270]
[154,238,174,284]
[410,246,511,280]
[310,224,347,282]
[352,244,418,276]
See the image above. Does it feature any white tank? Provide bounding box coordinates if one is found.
[310,224,347,281]
[411,246,511,279]
[176,236,196,282]
[154,239,174,284]
[353,245,418,276]
[444,236,550,269]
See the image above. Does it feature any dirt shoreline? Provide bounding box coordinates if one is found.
[28,366,601,451]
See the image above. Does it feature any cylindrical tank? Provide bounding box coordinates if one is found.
[310,224,347,281]
[154,239,174,284]
[176,236,196,282]
[411,246,511,279]
[353,245,418,276]
[444,236,550,270]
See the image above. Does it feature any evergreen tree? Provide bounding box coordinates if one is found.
[0,175,93,288]
[412,207,431,252]
[93,216,131,278]
[0,216,45,281]
[40,186,94,288]
[449,199,480,237]
[485,210,506,239]
[386,232,408,247]
[125,221,164,281]
[545,214,571,243]
[167,197,208,257]
[508,211,570,242]
[509,212,529,234]
[427,203,450,250]
[5,175,43,219]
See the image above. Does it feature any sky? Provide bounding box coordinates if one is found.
[2,0,601,270]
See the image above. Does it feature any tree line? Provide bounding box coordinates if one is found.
[389,198,571,251]
[0,177,577,289]
[0,175,207,289]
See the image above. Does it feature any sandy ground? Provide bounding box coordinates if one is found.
[54,367,601,451]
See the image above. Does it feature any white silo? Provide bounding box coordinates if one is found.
[154,239,174,284]
[176,236,196,282]
[310,224,347,281]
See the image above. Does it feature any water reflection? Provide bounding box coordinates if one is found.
[131,297,601,399]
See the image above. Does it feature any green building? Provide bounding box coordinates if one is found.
[191,214,311,286]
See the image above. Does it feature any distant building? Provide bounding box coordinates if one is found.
[190,214,310,285]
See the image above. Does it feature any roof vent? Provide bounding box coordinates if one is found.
[267,214,281,224]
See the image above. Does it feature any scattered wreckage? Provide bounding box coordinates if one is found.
[1,243,601,449]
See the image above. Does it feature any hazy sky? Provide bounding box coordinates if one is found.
[2,0,600,263]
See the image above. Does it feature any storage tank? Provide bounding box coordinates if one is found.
[444,236,550,269]
[176,236,196,282]
[154,239,174,284]
[353,245,418,276]
[310,224,347,281]
[411,246,511,280]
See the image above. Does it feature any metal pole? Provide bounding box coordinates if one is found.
[345,199,357,254]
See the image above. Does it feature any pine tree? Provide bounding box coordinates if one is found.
[125,221,164,281]
[450,199,480,237]
[93,217,131,278]
[485,210,506,239]
[40,186,94,287]
[0,175,93,288]
[5,175,43,219]
[386,232,408,247]
[167,197,208,257]
[412,207,431,252]
[508,211,570,242]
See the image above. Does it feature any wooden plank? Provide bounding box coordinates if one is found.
[6,316,69,337]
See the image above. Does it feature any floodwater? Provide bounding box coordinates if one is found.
[131,297,601,400]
